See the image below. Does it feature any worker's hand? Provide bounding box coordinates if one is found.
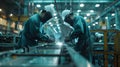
[42,35,55,43]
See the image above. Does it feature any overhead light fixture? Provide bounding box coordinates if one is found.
[55,17,57,19]
[53,13,57,16]
[84,17,87,19]
[49,22,52,24]
[88,26,91,28]
[90,10,94,13]
[0,9,2,11]
[77,10,81,12]
[111,13,115,16]
[86,13,90,16]
[10,13,13,17]
[80,4,84,7]
[95,4,100,7]
[105,17,108,19]
[113,24,116,26]
[93,24,95,26]
[95,22,98,24]
[36,4,41,7]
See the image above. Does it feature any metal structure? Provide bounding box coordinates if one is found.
[90,0,120,30]
[91,29,120,67]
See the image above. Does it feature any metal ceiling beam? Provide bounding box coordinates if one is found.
[90,1,120,24]
[25,0,115,3]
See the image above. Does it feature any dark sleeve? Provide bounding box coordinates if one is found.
[29,19,52,42]
[69,18,84,40]
[70,25,83,39]
[28,19,40,39]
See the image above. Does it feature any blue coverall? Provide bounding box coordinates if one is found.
[69,16,92,61]
[18,14,49,47]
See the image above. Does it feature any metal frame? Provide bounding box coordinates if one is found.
[91,29,120,67]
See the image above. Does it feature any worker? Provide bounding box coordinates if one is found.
[18,5,56,48]
[62,9,92,62]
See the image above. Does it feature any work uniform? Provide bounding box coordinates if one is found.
[18,14,49,47]
[70,16,92,61]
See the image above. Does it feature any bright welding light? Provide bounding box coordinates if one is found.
[56,41,63,46]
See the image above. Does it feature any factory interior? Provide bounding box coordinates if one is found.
[0,0,120,67]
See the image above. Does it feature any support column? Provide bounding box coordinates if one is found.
[31,2,34,15]
[24,1,28,16]
[115,8,120,30]
[7,19,11,34]
[106,14,111,29]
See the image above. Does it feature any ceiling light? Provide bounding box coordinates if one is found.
[93,24,95,26]
[111,13,115,16]
[105,17,108,19]
[88,26,91,28]
[77,10,81,12]
[86,13,90,16]
[53,13,57,16]
[55,17,57,19]
[95,4,100,7]
[36,4,41,7]
[84,17,87,19]
[95,22,98,24]
[10,13,13,17]
[90,10,94,13]
[113,24,116,26]
[0,9,2,11]
[80,4,84,7]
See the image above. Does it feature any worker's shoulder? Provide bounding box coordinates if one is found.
[29,14,39,19]
[24,14,40,24]
[74,16,84,20]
